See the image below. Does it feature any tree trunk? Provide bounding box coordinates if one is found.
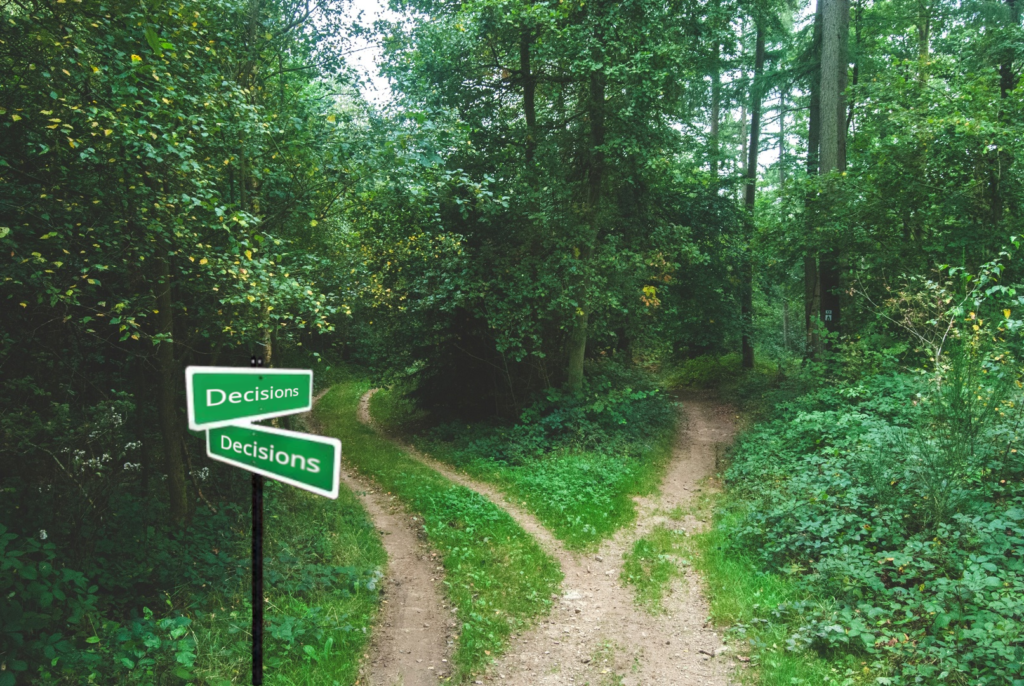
[837,0,849,173]
[741,21,765,370]
[567,309,588,392]
[567,65,605,393]
[710,40,721,179]
[805,0,823,355]
[819,0,848,338]
[778,90,787,186]
[847,0,861,133]
[154,255,190,527]
[820,0,843,175]
[819,253,841,335]
[804,255,820,352]
[738,100,747,197]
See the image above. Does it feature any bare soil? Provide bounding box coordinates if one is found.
[301,393,453,686]
[359,389,742,685]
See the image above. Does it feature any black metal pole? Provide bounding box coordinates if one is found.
[252,473,263,685]
[251,354,264,685]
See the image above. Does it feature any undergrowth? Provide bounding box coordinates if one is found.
[685,503,862,685]
[371,364,678,550]
[1,465,385,686]
[684,326,1024,682]
[315,378,562,682]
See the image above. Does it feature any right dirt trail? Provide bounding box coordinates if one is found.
[363,390,741,686]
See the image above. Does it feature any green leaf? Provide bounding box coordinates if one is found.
[85,636,101,644]
[145,27,163,56]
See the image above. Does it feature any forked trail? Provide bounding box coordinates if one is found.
[359,389,740,685]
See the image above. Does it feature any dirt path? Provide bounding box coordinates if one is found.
[299,393,453,686]
[359,389,740,685]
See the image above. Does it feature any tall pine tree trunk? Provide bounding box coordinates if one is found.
[805,0,823,356]
[779,89,787,186]
[819,0,848,339]
[741,21,765,370]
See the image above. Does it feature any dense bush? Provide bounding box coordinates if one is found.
[431,362,676,464]
[721,344,1024,683]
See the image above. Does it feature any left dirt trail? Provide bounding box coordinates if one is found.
[298,390,453,686]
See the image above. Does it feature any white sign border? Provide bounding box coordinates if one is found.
[205,422,341,499]
[186,366,314,431]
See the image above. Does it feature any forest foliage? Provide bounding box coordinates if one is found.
[3,0,1024,681]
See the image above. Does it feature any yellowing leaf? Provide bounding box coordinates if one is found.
[1004,309,1012,318]
[91,65,100,73]
[310,219,318,227]
[245,249,252,260]
[11,114,21,121]
[199,258,208,265]
[130,54,142,62]
[247,295,255,303]
[104,129,112,136]
[327,114,336,123]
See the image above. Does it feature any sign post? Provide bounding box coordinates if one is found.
[252,462,263,685]
[249,358,264,686]
[185,361,339,685]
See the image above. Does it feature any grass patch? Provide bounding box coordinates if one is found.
[620,525,689,614]
[190,477,386,685]
[370,388,677,551]
[315,379,562,682]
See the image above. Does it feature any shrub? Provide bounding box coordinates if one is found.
[720,353,1024,683]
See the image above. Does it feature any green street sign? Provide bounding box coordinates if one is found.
[206,423,340,499]
[186,366,313,430]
